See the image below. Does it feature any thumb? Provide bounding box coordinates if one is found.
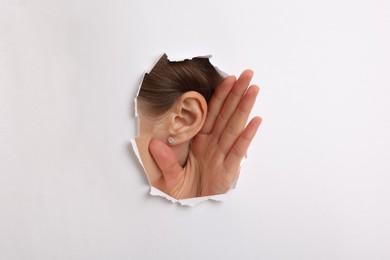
[149,139,183,188]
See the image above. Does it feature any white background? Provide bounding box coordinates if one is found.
[1,0,390,259]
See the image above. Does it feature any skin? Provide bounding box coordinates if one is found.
[136,70,262,199]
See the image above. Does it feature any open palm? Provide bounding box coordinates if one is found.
[149,70,262,199]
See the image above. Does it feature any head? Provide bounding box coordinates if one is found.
[137,53,223,116]
[135,54,224,184]
[136,53,223,145]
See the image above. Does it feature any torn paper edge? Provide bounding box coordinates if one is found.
[130,53,246,206]
[167,53,212,62]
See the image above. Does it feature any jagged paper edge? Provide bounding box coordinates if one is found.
[131,53,247,206]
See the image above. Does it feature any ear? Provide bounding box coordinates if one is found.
[167,91,207,145]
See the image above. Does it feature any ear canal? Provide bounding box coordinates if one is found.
[175,106,197,127]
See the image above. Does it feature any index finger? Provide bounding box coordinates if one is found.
[200,75,236,135]
[211,69,254,139]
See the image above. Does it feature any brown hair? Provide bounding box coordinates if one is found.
[137,54,224,117]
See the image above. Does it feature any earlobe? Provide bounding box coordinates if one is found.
[168,91,207,144]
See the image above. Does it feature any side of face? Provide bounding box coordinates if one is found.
[135,91,208,188]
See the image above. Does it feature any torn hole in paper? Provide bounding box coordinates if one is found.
[130,53,247,206]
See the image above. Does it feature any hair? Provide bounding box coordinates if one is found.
[137,53,224,117]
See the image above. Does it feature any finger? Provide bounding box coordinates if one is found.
[149,139,183,189]
[200,75,236,135]
[211,69,254,139]
[224,117,262,173]
[219,85,259,154]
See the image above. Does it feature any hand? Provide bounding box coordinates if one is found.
[149,70,262,199]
